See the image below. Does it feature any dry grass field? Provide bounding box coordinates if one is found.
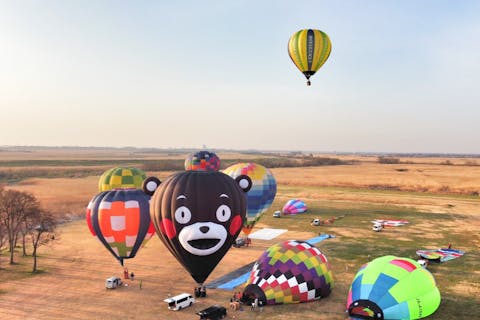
[0,149,479,319]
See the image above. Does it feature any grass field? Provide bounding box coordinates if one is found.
[0,150,479,319]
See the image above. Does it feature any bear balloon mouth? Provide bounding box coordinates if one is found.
[188,239,221,250]
[178,222,228,256]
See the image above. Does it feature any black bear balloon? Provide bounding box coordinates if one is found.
[144,171,251,289]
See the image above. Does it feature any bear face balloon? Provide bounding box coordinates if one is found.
[146,170,251,285]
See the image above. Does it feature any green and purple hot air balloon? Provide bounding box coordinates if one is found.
[243,240,333,305]
[98,167,147,192]
[347,255,441,320]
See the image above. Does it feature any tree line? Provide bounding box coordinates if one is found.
[0,187,56,272]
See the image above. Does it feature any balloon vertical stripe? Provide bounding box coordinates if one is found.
[306,29,315,70]
[314,30,332,71]
[288,31,305,72]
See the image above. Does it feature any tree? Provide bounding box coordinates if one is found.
[0,189,40,264]
[27,210,56,273]
[0,216,7,267]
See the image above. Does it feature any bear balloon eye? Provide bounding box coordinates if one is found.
[174,206,192,224]
[216,204,231,222]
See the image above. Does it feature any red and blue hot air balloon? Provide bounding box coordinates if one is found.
[86,188,155,266]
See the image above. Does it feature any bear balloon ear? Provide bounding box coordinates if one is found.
[142,176,161,196]
[235,175,252,193]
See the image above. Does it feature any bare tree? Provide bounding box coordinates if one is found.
[0,218,7,267]
[0,189,40,264]
[26,210,56,273]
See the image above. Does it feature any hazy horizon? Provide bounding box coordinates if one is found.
[1,1,479,154]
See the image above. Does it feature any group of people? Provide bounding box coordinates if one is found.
[123,267,135,280]
[229,292,263,312]
[194,286,207,297]
[250,298,263,312]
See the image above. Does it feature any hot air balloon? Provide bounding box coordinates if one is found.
[243,240,333,305]
[98,167,147,192]
[86,188,155,265]
[223,163,277,237]
[147,170,252,294]
[347,255,441,320]
[288,28,332,86]
[185,150,221,171]
[282,199,307,215]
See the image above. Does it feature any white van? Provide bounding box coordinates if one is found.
[163,293,195,311]
[105,276,122,289]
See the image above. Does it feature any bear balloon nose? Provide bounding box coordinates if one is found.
[200,226,210,234]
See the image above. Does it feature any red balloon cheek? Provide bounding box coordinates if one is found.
[229,215,242,236]
[160,218,176,239]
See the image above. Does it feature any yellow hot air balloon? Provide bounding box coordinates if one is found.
[288,29,332,86]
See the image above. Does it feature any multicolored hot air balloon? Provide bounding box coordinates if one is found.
[243,240,333,305]
[185,150,221,171]
[86,189,155,265]
[282,199,307,215]
[98,167,147,192]
[288,28,332,86]
[148,171,251,290]
[223,163,276,236]
[347,255,441,320]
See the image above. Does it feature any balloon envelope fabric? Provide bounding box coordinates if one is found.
[86,189,155,265]
[223,163,276,235]
[184,150,221,171]
[282,199,307,214]
[347,255,441,320]
[98,167,147,192]
[243,240,333,305]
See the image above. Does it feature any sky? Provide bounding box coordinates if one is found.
[0,0,479,153]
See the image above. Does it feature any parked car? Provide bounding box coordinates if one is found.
[196,305,227,320]
[105,276,122,289]
[163,293,195,311]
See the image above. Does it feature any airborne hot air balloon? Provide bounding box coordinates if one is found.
[147,171,251,293]
[98,167,147,192]
[185,150,221,172]
[282,199,308,215]
[243,240,333,305]
[223,163,277,237]
[347,255,441,320]
[288,28,332,86]
[86,188,155,266]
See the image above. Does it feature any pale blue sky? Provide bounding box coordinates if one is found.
[0,1,479,153]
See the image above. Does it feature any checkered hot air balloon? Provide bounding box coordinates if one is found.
[98,167,147,192]
[223,163,276,236]
[243,240,333,305]
[86,189,155,265]
[185,151,221,171]
[347,255,441,320]
[282,199,307,215]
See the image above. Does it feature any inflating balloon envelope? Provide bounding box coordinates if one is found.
[243,240,333,305]
[347,255,441,320]
[282,199,308,215]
